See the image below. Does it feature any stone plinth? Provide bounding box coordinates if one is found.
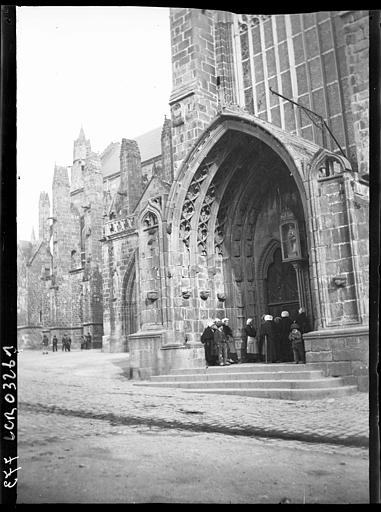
[102,334,128,353]
[128,330,205,379]
[17,326,43,349]
[304,326,369,391]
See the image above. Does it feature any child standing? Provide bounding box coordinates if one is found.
[288,322,305,364]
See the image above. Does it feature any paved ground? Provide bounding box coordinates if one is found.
[15,349,371,503]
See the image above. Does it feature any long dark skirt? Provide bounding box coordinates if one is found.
[204,340,218,365]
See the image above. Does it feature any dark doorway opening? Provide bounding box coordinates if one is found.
[265,248,299,319]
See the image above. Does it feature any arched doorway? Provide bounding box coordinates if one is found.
[166,114,315,342]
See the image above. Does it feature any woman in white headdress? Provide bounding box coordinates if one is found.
[279,310,294,362]
[241,318,257,363]
[260,314,277,363]
[200,319,218,366]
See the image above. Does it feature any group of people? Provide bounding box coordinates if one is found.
[61,333,72,352]
[80,333,92,350]
[200,308,311,367]
[41,333,70,353]
[41,332,93,353]
[201,318,238,366]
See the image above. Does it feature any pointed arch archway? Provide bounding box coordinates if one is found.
[121,250,138,349]
[165,111,319,341]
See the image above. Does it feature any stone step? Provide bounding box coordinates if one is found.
[135,377,350,390]
[134,363,358,400]
[151,370,324,382]
[168,363,314,375]
[179,386,359,400]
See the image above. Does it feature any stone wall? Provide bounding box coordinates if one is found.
[316,174,360,325]
[82,152,104,347]
[52,165,72,331]
[102,231,139,352]
[38,191,51,243]
[304,326,368,391]
[17,326,43,350]
[169,8,218,176]
[214,10,236,108]
[340,10,369,177]
[17,244,30,326]
[22,242,51,329]
[129,331,205,379]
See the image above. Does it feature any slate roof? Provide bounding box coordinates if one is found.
[101,126,162,178]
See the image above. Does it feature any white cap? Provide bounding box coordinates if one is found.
[264,315,273,321]
[281,311,289,318]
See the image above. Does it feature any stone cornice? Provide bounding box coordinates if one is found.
[169,79,197,105]
[70,187,84,196]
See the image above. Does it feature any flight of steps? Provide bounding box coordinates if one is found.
[133,363,358,400]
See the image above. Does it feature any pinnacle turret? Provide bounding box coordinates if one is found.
[78,125,86,140]
[73,126,91,166]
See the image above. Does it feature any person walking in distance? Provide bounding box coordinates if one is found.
[86,332,92,349]
[222,318,238,364]
[42,334,49,355]
[61,333,67,352]
[66,335,72,352]
[52,335,58,352]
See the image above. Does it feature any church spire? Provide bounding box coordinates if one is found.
[78,125,86,140]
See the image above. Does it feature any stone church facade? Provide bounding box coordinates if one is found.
[17,9,369,389]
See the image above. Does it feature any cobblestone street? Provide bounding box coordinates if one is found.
[16,350,370,503]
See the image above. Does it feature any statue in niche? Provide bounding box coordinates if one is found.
[143,211,158,229]
[112,268,120,301]
[282,222,300,259]
[182,200,194,220]
[199,206,210,224]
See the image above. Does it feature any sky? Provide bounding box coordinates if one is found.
[16,6,172,241]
